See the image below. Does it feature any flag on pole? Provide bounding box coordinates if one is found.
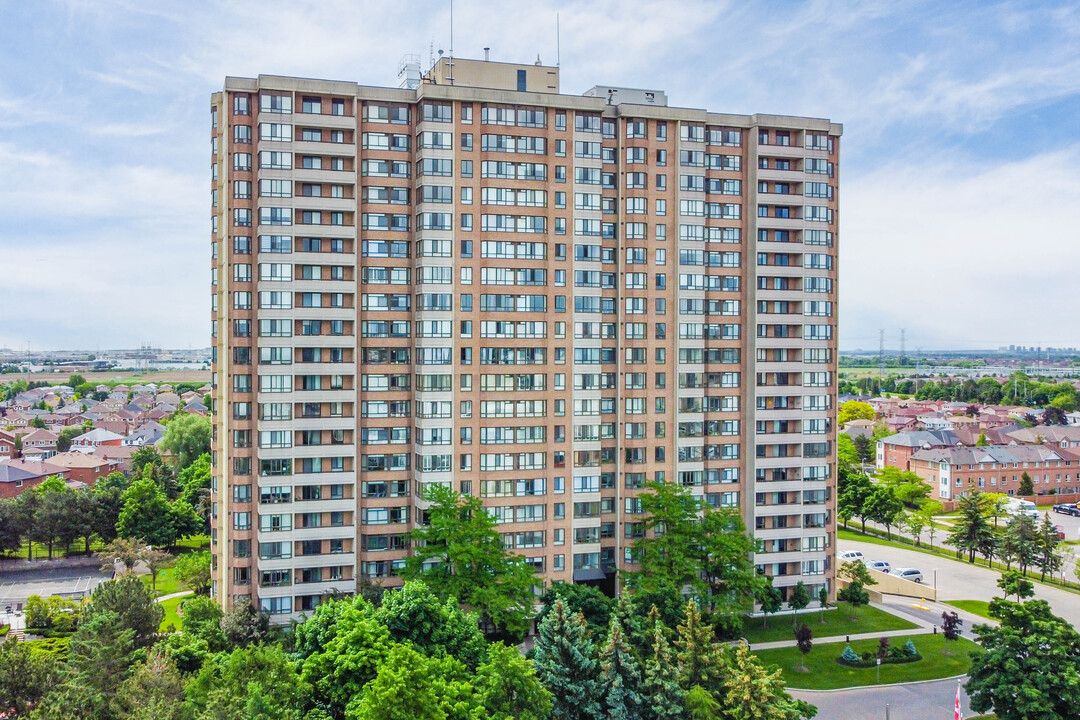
[955,681,962,720]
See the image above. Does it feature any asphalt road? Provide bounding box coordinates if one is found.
[840,537,1080,628]
[791,677,971,720]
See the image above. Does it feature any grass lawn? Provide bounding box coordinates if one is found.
[945,600,993,620]
[742,604,917,644]
[141,559,183,597]
[176,534,210,552]
[158,595,184,632]
[754,633,981,690]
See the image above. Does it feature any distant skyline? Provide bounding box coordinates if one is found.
[2,0,1079,350]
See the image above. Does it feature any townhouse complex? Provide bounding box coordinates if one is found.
[209,56,841,618]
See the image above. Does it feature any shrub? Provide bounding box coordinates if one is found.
[840,645,859,664]
[903,640,918,657]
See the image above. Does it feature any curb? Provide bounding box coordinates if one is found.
[787,674,967,693]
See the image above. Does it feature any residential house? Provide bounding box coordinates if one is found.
[876,430,961,471]
[910,444,1080,501]
[0,459,69,498]
[70,428,124,451]
[47,452,120,487]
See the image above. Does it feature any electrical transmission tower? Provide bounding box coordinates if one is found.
[900,328,906,366]
[878,329,885,377]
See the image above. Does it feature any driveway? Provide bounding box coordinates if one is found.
[840,537,1080,627]
[791,677,971,720]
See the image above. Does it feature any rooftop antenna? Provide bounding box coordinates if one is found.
[556,12,561,67]
[448,0,454,85]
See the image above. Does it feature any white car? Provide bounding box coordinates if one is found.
[864,559,891,573]
[838,550,864,562]
[889,568,923,583]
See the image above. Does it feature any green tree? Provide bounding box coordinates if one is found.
[474,641,552,720]
[375,581,488,669]
[876,466,931,506]
[299,599,391,716]
[401,484,536,640]
[947,491,995,563]
[597,616,643,720]
[117,476,176,547]
[640,614,684,720]
[1001,514,1039,575]
[173,550,212,595]
[531,599,601,720]
[1036,513,1063,581]
[966,599,1080,720]
[344,644,445,720]
[56,426,86,453]
[141,546,170,592]
[976,431,989,447]
[93,472,130,544]
[180,595,227,651]
[115,651,186,720]
[0,498,26,555]
[1019,472,1035,496]
[537,581,613,636]
[67,374,86,389]
[220,599,272,648]
[98,536,145,575]
[35,610,137,720]
[623,482,762,630]
[160,631,211,675]
[983,492,1009,529]
[851,434,874,464]
[787,581,811,627]
[719,643,816,720]
[757,582,782,629]
[160,414,211,471]
[838,400,875,426]
[996,570,1034,602]
[864,484,904,540]
[675,601,724,689]
[817,587,829,624]
[84,574,164,648]
[186,644,309,720]
[29,476,75,559]
[0,633,59,717]
[837,561,876,620]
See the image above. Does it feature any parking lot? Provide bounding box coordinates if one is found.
[0,566,111,628]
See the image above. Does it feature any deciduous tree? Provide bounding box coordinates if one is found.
[402,484,536,641]
[966,599,1080,720]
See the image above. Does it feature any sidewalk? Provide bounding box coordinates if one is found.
[156,590,194,603]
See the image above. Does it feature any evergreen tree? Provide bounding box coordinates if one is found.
[1018,472,1034,496]
[640,616,685,720]
[675,600,724,689]
[115,651,186,720]
[530,599,600,720]
[0,636,58,717]
[474,642,552,720]
[1002,514,1039,575]
[597,616,643,720]
[719,643,817,720]
[947,491,995,563]
[1036,513,1063,581]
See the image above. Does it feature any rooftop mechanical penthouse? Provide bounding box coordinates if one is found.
[209,55,841,619]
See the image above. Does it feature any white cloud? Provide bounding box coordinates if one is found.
[841,145,1080,349]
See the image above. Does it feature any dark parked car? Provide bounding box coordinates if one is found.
[1053,503,1079,516]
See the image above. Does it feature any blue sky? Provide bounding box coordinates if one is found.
[1,0,1078,351]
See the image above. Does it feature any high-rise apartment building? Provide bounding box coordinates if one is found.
[210,57,840,619]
